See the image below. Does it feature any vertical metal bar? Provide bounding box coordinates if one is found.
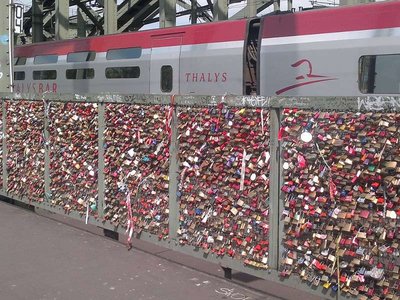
[168,104,179,241]
[190,0,197,24]
[104,0,117,34]
[276,108,286,274]
[97,102,105,218]
[287,0,293,11]
[273,0,280,11]
[159,0,177,28]
[247,0,256,18]
[77,8,87,38]
[32,0,44,43]
[268,107,280,270]
[2,99,7,192]
[43,100,50,203]
[8,0,14,92]
[213,0,228,21]
[0,1,11,92]
[55,0,69,40]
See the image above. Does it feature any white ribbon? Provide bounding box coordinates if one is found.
[261,109,264,135]
[240,149,247,191]
[85,201,90,224]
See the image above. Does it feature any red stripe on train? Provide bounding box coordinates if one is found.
[15,19,247,58]
[262,1,400,38]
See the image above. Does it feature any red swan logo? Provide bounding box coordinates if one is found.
[275,59,337,95]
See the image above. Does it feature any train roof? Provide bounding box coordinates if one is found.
[261,0,400,38]
[15,18,248,58]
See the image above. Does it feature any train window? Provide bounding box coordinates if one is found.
[34,55,58,64]
[33,70,57,80]
[67,52,96,62]
[105,66,140,79]
[106,48,142,60]
[161,65,172,93]
[66,68,95,79]
[14,71,25,80]
[14,57,27,65]
[359,54,400,94]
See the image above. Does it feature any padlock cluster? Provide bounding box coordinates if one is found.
[48,102,98,215]
[6,100,45,202]
[177,106,270,268]
[280,109,400,299]
[104,104,170,237]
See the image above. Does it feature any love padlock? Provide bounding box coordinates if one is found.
[104,103,170,239]
[177,105,270,268]
[48,102,98,215]
[6,100,45,202]
[279,109,400,299]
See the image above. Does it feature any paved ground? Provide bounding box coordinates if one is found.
[0,200,323,300]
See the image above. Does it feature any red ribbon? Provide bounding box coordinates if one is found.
[329,176,337,200]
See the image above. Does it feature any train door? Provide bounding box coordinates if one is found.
[243,19,260,95]
[150,36,182,94]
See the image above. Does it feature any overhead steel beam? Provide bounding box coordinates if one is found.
[176,0,212,22]
[87,0,156,35]
[230,0,273,19]
[77,7,87,37]
[24,0,278,42]
[117,0,159,32]
[25,0,94,39]
[141,9,160,24]
[40,10,58,39]
[118,0,141,16]
[117,0,145,29]
[77,2,104,35]
[142,4,212,25]
[206,0,213,14]
[340,0,374,4]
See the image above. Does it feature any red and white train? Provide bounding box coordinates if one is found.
[13,1,400,97]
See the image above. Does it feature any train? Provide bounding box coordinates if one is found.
[13,0,400,97]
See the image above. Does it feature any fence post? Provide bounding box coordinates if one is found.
[2,99,6,193]
[168,96,179,241]
[97,102,105,219]
[268,107,280,270]
[43,100,51,203]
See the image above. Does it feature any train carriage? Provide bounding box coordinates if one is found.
[14,0,400,97]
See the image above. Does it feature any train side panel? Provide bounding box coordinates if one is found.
[260,30,400,96]
[14,19,247,96]
[259,1,400,97]
[93,50,151,94]
[180,41,244,95]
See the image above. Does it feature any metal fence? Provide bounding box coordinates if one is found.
[1,92,400,300]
